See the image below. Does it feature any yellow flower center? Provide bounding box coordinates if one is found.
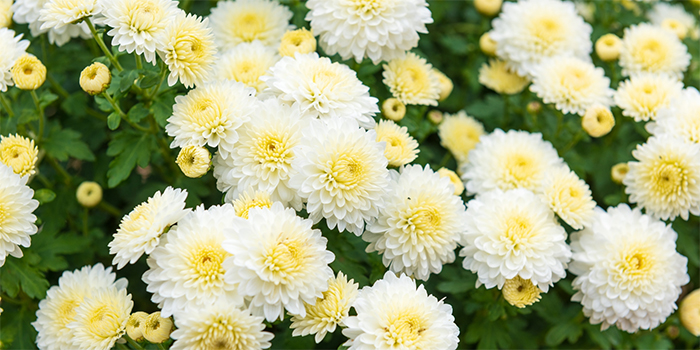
[503,153,538,189]
[254,133,292,170]
[502,215,533,252]
[650,160,687,198]
[121,204,153,233]
[633,38,669,69]
[529,15,566,46]
[129,2,160,32]
[199,317,245,349]
[190,97,227,136]
[263,237,307,281]
[227,59,267,89]
[561,66,592,92]
[502,275,542,308]
[233,191,273,219]
[325,154,365,189]
[175,36,206,65]
[351,0,392,14]
[57,298,81,328]
[231,12,266,42]
[397,64,430,97]
[86,305,122,338]
[187,245,228,287]
[405,205,442,238]
[383,310,427,347]
[615,244,656,283]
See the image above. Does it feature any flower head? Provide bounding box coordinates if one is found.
[502,276,542,308]
[647,2,697,41]
[478,59,530,95]
[80,62,111,95]
[614,73,683,122]
[279,28,316,57]
[438,111,485,165]
[0,28,29,92]
[0,134,38,177]
[619,23,690,79]
[0,0,12,28]
[437,167,464,196]
[11,54,45,90]
[39,0,98,31]
[0,163,38,267]
[375,120,419,168]
[582,104,615,138]
[209,0,292,50]
[76,181,103,208]
[176,145,211,178]
[382,52,440,106]
[231,189,272,219]
[647,87,700,143]
[67,287,133,350]
[210,40,279,93]
[541,166,596,229]
[12,0,91,46]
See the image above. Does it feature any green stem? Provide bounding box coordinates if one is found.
[85,18,123,71]
[47,74,69,99]
[36,174,53,188]
[157,343,167,350]
[102,91,151,132]
[0,93,14,118]
[554,110,564,139]
[437,152,453,169]
[134,54,143,70]
[116,343,130,350]
[47,156,71,184]
[146,63,168,101]
[561,129,585,155]
[82,207,89,237]
[124,335,145,350]
[30,90,45,144]
[98,201,122,217]
[86,107,108,121]
[502,94,510,127]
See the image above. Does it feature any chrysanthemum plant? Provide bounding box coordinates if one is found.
[1,0,700,349]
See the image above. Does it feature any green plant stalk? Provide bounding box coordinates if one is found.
[85,18,123,71]
[30,90,45,144]
[134,54,143,70]
[47,156,71,184]
[102,91,151,133]
[561,129,586,155]
[124,335,145,350]
[146,63,168,101]
[98,201,122,217]
[0,93,14,118]
[46,73,69,99]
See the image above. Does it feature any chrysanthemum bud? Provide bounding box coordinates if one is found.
[595,34,622,62]
[382,98,406,121]
[474,0,502,17]
[11,54,46,90]
[680,290,700,336]
[479,32,497,56]
[666,325,680,339]
[526,101,541,115]
[279,28,316,57]
[80,62,111,95]
[125,311,148,341]
[142,312,173,343]
[582,104,615,138]
[611,162,629,184]
[76,181,103,208]
[428,110,443,125]
[502,275,542,308]
[437,168,464,196]
[432,68,453,101]
[661,18,687,40]
[0,134,38,177]
[176,145,211,178]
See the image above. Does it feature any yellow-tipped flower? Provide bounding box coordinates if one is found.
[11,54,46,90]
[279,28,316,57]
[474,0,502,17]
[432,68,453,102]
[176,145,211,178]
[381,98,406,121]
[142,312,173,343]
[0,134,38,177]
[662,19,688,40]
[80,62,111,95]
[375,119,419,168]
[125,311,148,341]
[478,59,529,95]
[595,34,622,62]
[232,190,273,219]
[680,289,700,336]
[611,162,629,184]
[437,168,464,196]
[479,32,497,56]
[76,181,103,208]
[502,275,542,308]
[582,104,615,138]
[0,0,12,28]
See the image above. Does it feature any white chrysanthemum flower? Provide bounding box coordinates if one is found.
[305,0,433,64]
[290,272,359,343]
[490,0,592,77]
[33,264,128,350]
[231,189,273,219]
[210,40,279,93]
[342,271,460,350]
[222,202,335,322]
[212,99,308,210]
[67,287,133,350]
[208,0,292,51]
[647,88,700,143]
[530,56,614,116]
[541,166,595,230]
[460,189,571,291]
[143,204,244,317]
[570,204,689,333]
[100,0,180,64]
[623,135,700,221]
[614,73,683,122]
[39,0,98,31]
[289,118,390,236]
[12,0,91,46]
[262,53,378,129]
[619,23,690,79]
[165,80,256,158]
[382,52,441,106]
[374,119,419,168]
[171,299,274,350]
[1,0,12,28]
[109,187,190,269]
[438,110,485,164]
[461,129,564,195]
[648,2,697,39]
[0,28,29,92]
[365,165,467,281]
[156,12,217,88]
[0,164,38,267]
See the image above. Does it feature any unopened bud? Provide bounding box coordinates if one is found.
[382,98,406,121]
[176,145,211,178]
[142,312,173,343]
[80,62,111,95]
[595,34,622,62]
[125,311,148,341]
[12,54,46,90]
[479,32,497,56]
[427,110,443,125]
[526,101,541,115]
[76,181,102,208]
[474,0,502,17]
[611,163,629,184]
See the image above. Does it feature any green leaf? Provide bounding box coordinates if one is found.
[545,322,583,346]
[106,130,156,187]
[119,69,139,92]
[94,95,113,112]
[39,92,59,108]
[30,227,88,272]
[93,56,111,66]
[2,258,49,299]
[33,189,56,204]
[436,280,473,295]
[60,92,88,117]
[44,127,96,161]
[127,102,150,123]
[138,71,161,89]
[151,95,174,127]
[107,112,121,130]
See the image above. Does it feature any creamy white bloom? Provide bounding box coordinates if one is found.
[0,0,12,28]
[262,53,378,129]
[222,202,335,322]
[648,2,697,39]
[289,118,390,236]
[100,0,180,64]
[461,129,564,195]
[143,204,244,317]
[210,40,280,93]
[382,52,441,106]
[570,204,689,333]
[438,110,485,164]
[647,88,700,143]
[212,99,308,209]
[171,299,273,350]
[67,287,133,350]
[0,28,29,92]
[460,189,571,292]
[490,0,592,77]
[208,0,292,50]
[305,0,433,64]
[623,135,700,221]
[619,23,690,79]
[12,0,91,46]
[165,80,257,158]
[374,119,419,167]
[342,271,459,350]
[541,166,596,230]
[365,165,467,280]
[530,56,614,116]
[39,0,98,31]
[109,187,190,269]
[0,164,39,267]
[33,264,128,350]
[614,73,683,122]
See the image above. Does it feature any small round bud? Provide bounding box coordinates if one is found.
[176,145,211,178]
[661,18,687,40]
[382,98,406,121]
[11,54,46,90]
[474,0,502,17]
[479,32,497,56]
[125,311,148,341]
[76,181,103,208]
[611,163,629,184]
[595,34,622,62]
[582,104,614,138]
[427,110,443,125]
[432,68,453,102]
[502,276,541,308]
[665,325,680,339]
[437,168,464,196]
[142,312,173,343]
[80,62,111,95]
[526,101,541,115]
[279,28,316,57]
[680,289,700,336]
